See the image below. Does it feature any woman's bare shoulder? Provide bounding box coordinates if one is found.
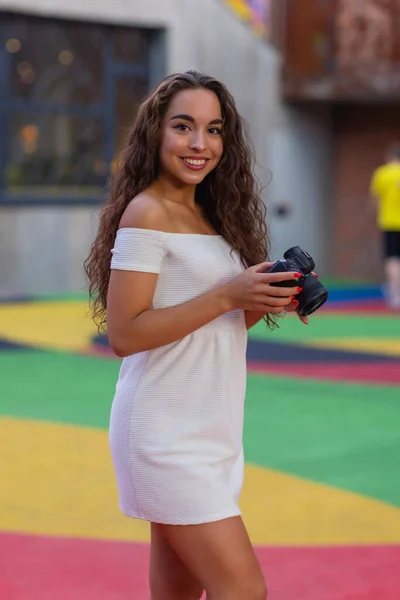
[119,193,171,231]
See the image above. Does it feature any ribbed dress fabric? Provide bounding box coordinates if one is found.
[109,227,248,525]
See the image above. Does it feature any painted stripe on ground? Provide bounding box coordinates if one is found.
[247,339,400,363]
[0,301,96,351]
[244,373,400,506]
[1,533,399,600]
[1,418,399,545]
[322,300,400,315]
[1,301,400,357]
[1,350,399,505]
[307,338,400,356]
[250,312,400,343]
[247,361,400,385]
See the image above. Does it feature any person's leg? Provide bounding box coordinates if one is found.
[383,231,400,308]
[385,256,400,307]
[154,516,267,600]
[149,522,204,600]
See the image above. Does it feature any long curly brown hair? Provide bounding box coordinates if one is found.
[85,70,274,330]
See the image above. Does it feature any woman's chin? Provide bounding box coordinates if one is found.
[174,168,210,185]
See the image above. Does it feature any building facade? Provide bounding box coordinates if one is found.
[0,0,332,297]
[276,0,400,281]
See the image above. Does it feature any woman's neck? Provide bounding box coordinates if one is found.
[150,175,197,208]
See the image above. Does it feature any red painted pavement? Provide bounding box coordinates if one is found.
[1,533,399,600]
[323,300,400,315]
[248,361,400,385]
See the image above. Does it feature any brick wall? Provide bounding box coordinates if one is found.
[333,105,400,281]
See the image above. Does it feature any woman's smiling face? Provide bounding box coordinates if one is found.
[158,88,224,186]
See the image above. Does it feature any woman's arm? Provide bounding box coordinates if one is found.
[107,196,233,357]
[108,272,232,357]
[107,196,302,357]
[108,268,301,357]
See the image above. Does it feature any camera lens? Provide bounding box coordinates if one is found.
[299,294,328,316]
[296,275,329,316]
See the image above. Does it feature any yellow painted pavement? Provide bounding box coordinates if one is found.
[2,302,400,360]
[0,301,96,351]
[2,417,400,546]
[307,338,400,357]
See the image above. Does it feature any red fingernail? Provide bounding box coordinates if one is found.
[314,273,319,279]
[293,300,299,307]
[298,287,303,292]
[295,272,302,277]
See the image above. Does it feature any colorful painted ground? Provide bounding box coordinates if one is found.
[1,289,399,600]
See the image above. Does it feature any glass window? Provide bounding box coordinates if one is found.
[114,28,152,64]
[6,15,104,105]
[115,76,149,152]
[5,115,106,198]
[0,13,155,203]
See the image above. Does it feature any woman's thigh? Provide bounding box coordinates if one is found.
[150,522,204,600]
[154,516,267,600]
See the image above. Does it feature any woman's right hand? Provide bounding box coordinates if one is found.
[222,262,303,313]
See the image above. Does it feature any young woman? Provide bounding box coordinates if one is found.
[85,71,305,600]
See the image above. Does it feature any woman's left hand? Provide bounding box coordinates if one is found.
[286,270,319,325]
[285,300,308,325]
[245,270,319,328]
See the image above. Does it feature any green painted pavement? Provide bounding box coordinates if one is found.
[245,373,400,507]
[34,292,88,302]
[0,350,119,429]
[320,278,373,288]
[1,349,399,507]
[249,313,400,343]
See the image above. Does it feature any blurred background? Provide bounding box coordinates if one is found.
[0,1,399,599]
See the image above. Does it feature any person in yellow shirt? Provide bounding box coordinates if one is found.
[370,143,400,309]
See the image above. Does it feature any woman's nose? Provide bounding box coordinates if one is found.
[189,131,206,152]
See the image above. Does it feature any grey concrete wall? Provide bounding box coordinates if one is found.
[266,105,334,273]
[0,206,99,298]
[0,0,331,297]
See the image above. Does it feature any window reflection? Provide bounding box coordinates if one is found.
[116,77,149,152]
[0,13,154,202]
[6,115,105,197]
[7,15,104,105]
[114,28,152,64]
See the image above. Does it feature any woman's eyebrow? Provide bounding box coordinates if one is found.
[169,114,194,122]
[169,114,223,125]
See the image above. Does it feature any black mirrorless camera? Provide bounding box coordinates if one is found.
[268,246,328,317]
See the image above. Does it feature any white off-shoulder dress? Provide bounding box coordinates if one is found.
[109,227,248,525]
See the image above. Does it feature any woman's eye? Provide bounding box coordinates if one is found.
[174,124,190,132]
[209,127,222,135]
